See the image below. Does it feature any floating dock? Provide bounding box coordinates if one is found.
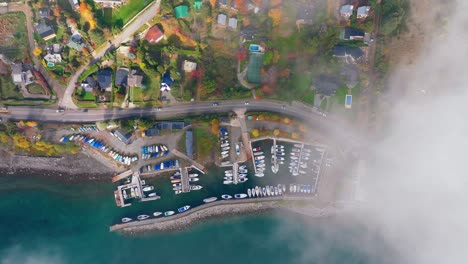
[232,163,239,184]
[181,167,190,193]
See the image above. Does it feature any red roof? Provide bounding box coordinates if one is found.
[145,26,163,43]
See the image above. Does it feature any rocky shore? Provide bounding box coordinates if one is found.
[0,149,120,181]
[116,201,281,234]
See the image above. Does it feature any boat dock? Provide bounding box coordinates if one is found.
[172,149,206,173]
[181,167,190,193]
[271,138,279,174]
[114,171,143,207]
[232,162,239,184]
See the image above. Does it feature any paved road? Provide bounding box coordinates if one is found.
[60,0,162,109]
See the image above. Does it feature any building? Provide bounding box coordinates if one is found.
[174,5,189,19]
[68,0,79,10]
[94,0,123,8]
[185,129,193,158]
[52,44,62,54]
[241,25,259,42]
[357,6,370,19]
[97,68,113,92]
[193,0,202,10]
[246,51,264,84]
[228,17,238,30]
[183,60,197,73]
[116,46,136,59]
[340,4,354,20]
[67,36,85,51]
[11,63,23,84]
[112,129,132,145]
[145,26,164,44]
[115,67,129,87]
[35,23,56,41]
[38,8,50,19]
[217,13,227,26]
[81,76,97,92]
[342,27,365,41]
[43,53,62,63]
[219,0,228,7]
[144,121,191,137]
[160,71,174,92]
[127,70,143,88]
[314,74,341,96]
[332,45,364,64]
[340,65,359,88]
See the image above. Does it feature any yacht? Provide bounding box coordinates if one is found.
[239,165,247,170]
[190,185,202,191]
[222,154,229,159]
[222,146,230,151]
[172,187,182,191]
[239,169,248,174]
[256,167,266,172]
[235,144,240,155]
[254,155,265,160]
[291,156,299,160]
[282,185,286,193]
[225,172,233,177]
[238,177,248,183]
[142,186,154,192]
[254,173,264,177]
[153,212,162,217]
[121,217,132,223]
[234,193,248,199]
[178,205,191,213]
[252,147,261,151]
[221,143,230,148]
[289,184,293,193]
[247,189,252,197]
[292,148,301,153]
[137,215,150,221]
[221,194,233,200]
[251,188,256,197]
[203,197,218,203]
[188,173,199,177]
[255,186,260,196]
[257,164,266,168]
[174,190,182,194]
[294,143,303,148]
[299,170,307,175]
[189,178,199,182]
[164,211,175,217]
[224,176,233,181]
[253,151,264,156]
[255,160,265,165]
[274,187,278,196]
[147,192,157,197]
[223,180,233,184]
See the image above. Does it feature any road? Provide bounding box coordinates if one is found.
[60,0,162,109]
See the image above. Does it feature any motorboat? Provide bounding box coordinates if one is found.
[278,157,285,161]
[222,146,230,151]
[255,160,265,165]
[225,173,233,177]
[234,193,248,199]
[255,186,260,196]
[289,185,293,193]
[238,177,248,183]
[274,187,278,196]
[221,194,233,200]
[223,180,233,184]
[257,164,266,168]
[292,148,301,153]
[222,154,229,159]
[189,178,199,182]
[291,152,299,157]
[178,205,191,213]
[221,151,229,155]
[239,169,248,174]
[224,176,233,180]
[147,192,157,197]
[253,151,264,156]
[203,197,218,203]
[252,147,261,151]
[121,217,132,223]
[142,186,154,192]
[256,167,265,172]
[266,186,271,196]
[190,185,202,190]
[238,173,248,177]
[170,175,181,180]
[278,185,282,195]
[276,152,285,156]
[247,189,252,197]
[254,155,265,160]
[189,173,199,177]
[294,143,303,148]
[235,144,240,155]
[153,212,162,217]
[172,183,182,187]
[293,185,297,192]
[137,215,150,221]
[254,173,264,177]
[262,187,267,196]
[221,143,230,148]
[171,179,181,183]
[225,170,233,173]
[174,190,182,194]
[239,165,247,170]
[164,211,175,216]
[291,156,299,160]
[220,136,228,141]
[282,185,286,193]
[299,170,307,174]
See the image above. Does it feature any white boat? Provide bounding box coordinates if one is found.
[189,173,199,177]
[291,156,299,160]
[221,194,233,200]
[178,205,191,213]
[171,179,181,183]
[224,176,233,180]
[253,151,264,156]
[254,155,265,160]
[225,173,233,177]
[173,183,182,187]
[225,170,233,173]
[238,177,248,183]
[282,185,286,193]
[147,192,157,197]
[257,164,266,168]
[153,212,162,217]
[256,167,265,172]
[142,186,154,192]
[121,217,132,223]
[299,170,306,174]
[254,173,264,177]
[252,147,261,151]
[266,186,271,196]
[223,180,233,184]
[174,190,182,194]
[293,185,297,192]
[294,143,303,148]
[189,178,199,182]
[278,157,285,161]
[255,160,265,164]
[248,189,252,197]
[239,169,248,174]
[274,187,278,196]
[239,165,247,170]
[221,151,229,155]
[221,143,229,148]
[255,186,260,196]
[234,193,248,199]
[137,215,150,221]
[289,184,293,192]
[203,197,218,203]
[235,144,240,155]
[238,173,248,177]
[262,187,267,196]
[292,148,301,153]
[190,185,202,190]
[164,211,175,216]
[251,188,256,197]
[222,154,229,159]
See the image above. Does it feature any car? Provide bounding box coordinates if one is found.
[212,102,219,106]
[157,107,162,111]
[56,108,65,113]
[281,105,286,110]
[244,101,249,105]
[83,109,88,112]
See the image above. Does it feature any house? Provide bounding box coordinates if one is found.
[35,23,56,41]
[183,60,197,73]
[246,51,264,84]
[219,0,228,8]
[332,45,364,64]
[97,68,113,91]
[52,44,62,54]
[340,65,359,88]
[231,0,237,10]
[160,71,174,92]
[296,4,314,25]
[115,67,129,87]
[247,0,259,13]
[94,0,123,8]
[228,17,238,30]
[67,36,85,51]
[340,5,354,20]
[68,0,79,10]
[116,46,136,59]
[127,70,143,88]
[241,26,259,42]
[38,8,50,19]
[217,13,227,26]
[112,129,132,145]
[357,6,370,19]
[174,5,189,19]
[11,63,23,84]
[145,25,164,44]
[342,27,365,41]
[43,53,62,63]
[193,0,202,10]
[314,75,341,96]
[81,76,97,92]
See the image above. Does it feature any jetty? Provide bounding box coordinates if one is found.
[271,138,279,174]
[181,167,190,193]
[172,149,206,173]
[232,162,239,184]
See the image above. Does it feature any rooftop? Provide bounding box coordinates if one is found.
[145,25,164,43]
[228,17,238,30]
[217,13,227,25]
[315,74,341,96]
[115,67,129,87]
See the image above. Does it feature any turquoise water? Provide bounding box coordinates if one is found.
[0,175,391,264]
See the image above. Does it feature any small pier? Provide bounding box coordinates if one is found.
[271,139,279,174]
[181,167,190,193]
[232,162,239,184]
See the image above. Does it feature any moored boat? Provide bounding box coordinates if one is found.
[170,175,181,180]
[164,211,175,216]
[147,192,157,197]
[121,217,132,223]
[223,180,233,184]
[255,186,260,196]
[254,155,265,160]
[189,173,199,177]
[238,177,248,183]
[153,212,162,217]
[252,147,261,151]
[174,190,182,194]
[172,183,182,187]
[221,151,229,155]
[238,173,248,177]
[262,187,267,196]
[171,179,181,183]
[247,189,252,197]
[189,177,199,182]
[142,186,154,192]
[178,205,191,213]
[239,165,247,170]
[234,193,248,199]
[253,151,264,156]
[203,197,218,203]
[221,194,232,200]
[257,164,266,168]
[251,188,256,197]
[190,185,202,190]
[266,186,271,196]
[137,215,150,220]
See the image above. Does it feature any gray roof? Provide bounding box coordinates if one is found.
[115,67,129,87]
[38,8,50,19]
[97,69,112,90]
[341,65,359,88]
[67,38,85,51]
[185,130,193,157]
[340,5,353,16]
[127,70,143,87]
[11,63,22,75]
[144,121,191,137]
[296,4,314,22]
[315,74,341,96]
[35,23,55,39]
[228,17,238,30]
[217,13,227,25]
[83,76,97,88]
[357,6,370,17]
[343,27,365,40]
[114,129,131,144]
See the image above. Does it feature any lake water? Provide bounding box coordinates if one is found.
[0,174,393,264]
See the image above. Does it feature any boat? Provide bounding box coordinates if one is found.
[247,189,252,197]
[171,179,181,183]
[257,164,266,168]
[174,190,182,194]
[203,197,218,203]
[172,183,182,187]
[153,212,162,217]
[252,147,261,151]
[293,185,297,192]
[255,186,260,196]
[224,176,233,180]
[137,215,150,221]
[238,173,248,177]
[254,173,264,177]
[299,170,307,174]
[235,144,240,155]
[266,186,271,196]
[225,170,233,173]
[142,186,154,192]
[225,173,233,177]
[256,167,265,171]
[170,175,181,180]
[254,155,265,160]
[221,151,229,155]
[239,165,247,170]
[164,211,175,217]
[278,157,285,161]
[121,217,132,223]
[282,185,286,193]
[223,180,233,184]
[289,185,293,193]
[221,194,232,200]
[234,193,248,199]
[178,205,191,213]
[262,187,267,196]
[190,185,202,190]
[278,185,282,195]
[221,143,229,148]
[239,169,248,174]
[188,173,199,177]
[294,143,303,148]
[189,178,199,182]
[292,148,301,153]
[238,177,248,183]
[253,151,264,156]
[274,187,278,196]
[291,156,299,160]
[147,192,157,197]
[255,160,265,165]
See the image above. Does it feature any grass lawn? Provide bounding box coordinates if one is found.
[193,127,217,161]
[76,101,98,108]
[112,0,153,26]
[130,87,143,102]
[26,83,46,95]
[56,27,64,40]
[0,76,23,100]
[80,91,96,101]
[0,12,29,61]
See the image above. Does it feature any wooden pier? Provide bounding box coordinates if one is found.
[232,163,239,184]
[181,167,190,193]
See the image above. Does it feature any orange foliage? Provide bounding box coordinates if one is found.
[209,0,216,8]
[234,0,248,13]
[79,2,96,30]
[53,6,62,17]
[268,8,282,27]
[211,119,219,135]
[271,0,283,6]
[242,17,250,26]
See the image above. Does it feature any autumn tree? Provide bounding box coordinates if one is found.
[273,129,280,136]
[251,129,259,138]
[211,119,219,134]
[209,0,216,8]
[33,47,42,57]
[268,8,282,27]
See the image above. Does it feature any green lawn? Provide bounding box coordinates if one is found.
[0,12,29,61]
[78,64,99,82]
[80,91,96,101]
[130,87,143,102]
[193,127,217,161]
[112,0,153,26]
[0,76,23,100]
[26,83,46,95]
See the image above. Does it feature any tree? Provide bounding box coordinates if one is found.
[33,47,42,57]
[251,129,259,138]
[203,79,217,95]
[268,8,282,27]
[273,129,280,136]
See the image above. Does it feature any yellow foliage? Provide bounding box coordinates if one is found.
[282,117,290,124]
[273,50,280,63]
[291,132,299,139]
[0,132,10,144]
[18,120,25,127]
[211,119,219,135]
[33,47,42,57]
[271,0,282,6]
[209,0,216,8]
[268,8,282,27]
[298,124,306,133]
[258,114,265,121]
[242,17,250,26]
[206,16,212,23]
[13,134,31,150]
[25,121,38,127]
[273,129,280,136]
[251,129,259,138]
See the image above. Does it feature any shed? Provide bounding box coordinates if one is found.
[38,8,50,19]
[357,6,370,19]
[145,25,164,43]
[342,27,365,41]
[127,70,143,88]
[35,23,56,41]
[174,5,189,19]
[340,5,354,19]
[183,60,197,72]
[11,63,23,84]
[113,129,132,145]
